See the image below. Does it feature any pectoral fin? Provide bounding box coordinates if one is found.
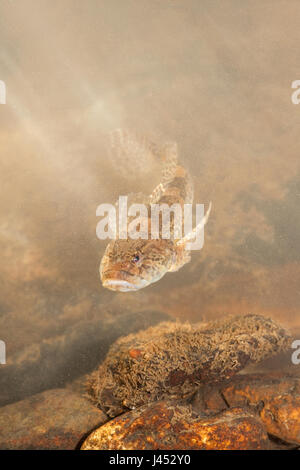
[176,201,212,248]
[168,245,191,272]
[149,182,165,204]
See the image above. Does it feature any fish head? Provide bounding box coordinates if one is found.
[100,238,175,292]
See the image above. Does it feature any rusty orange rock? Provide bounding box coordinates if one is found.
[220,373,300,445]
[260,395,300,445]
[81,401,271,450]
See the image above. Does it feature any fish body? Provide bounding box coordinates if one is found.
[100,130,210,292]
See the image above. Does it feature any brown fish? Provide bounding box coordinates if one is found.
[100,130,211,292]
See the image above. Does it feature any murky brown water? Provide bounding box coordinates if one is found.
[0,0,300,409]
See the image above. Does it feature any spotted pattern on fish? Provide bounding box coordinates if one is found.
[100,130,210,292]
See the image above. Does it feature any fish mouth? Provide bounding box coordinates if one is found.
[101,269,147,292]
[103,278,139,292]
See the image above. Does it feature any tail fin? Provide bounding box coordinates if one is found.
[109,128,161,162]
[160,141,179,186]
[108,128,163,181]
[108,128,182,186]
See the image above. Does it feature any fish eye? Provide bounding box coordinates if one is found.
[132,255,140,263]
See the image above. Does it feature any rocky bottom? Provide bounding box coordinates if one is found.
[0,314,299,450]
[81,372,300,450]
[0,370,299,450]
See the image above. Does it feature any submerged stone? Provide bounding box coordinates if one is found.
[87,314,290,417]
[0,388,107,450]
[81,401,271,450]
[218,373,300,445]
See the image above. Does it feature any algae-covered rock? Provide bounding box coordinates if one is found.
[0,309,170,408]
[88,314,290,417]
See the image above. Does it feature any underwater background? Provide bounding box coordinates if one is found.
[0,0,300,431]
